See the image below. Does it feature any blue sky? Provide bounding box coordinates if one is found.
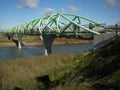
[0,0,120,31]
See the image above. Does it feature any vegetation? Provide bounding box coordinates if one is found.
[0,37,120,90]
[0,38,12,43]
[53,37,120,90]
[22,36,36,44]
[0,54,76,90]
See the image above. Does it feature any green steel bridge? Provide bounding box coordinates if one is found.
[5,13,105,37]
[5,13,110,55]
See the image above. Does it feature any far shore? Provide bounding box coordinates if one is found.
[0,40,93,47]
[0,34,93,47]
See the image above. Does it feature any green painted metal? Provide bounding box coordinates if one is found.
[5,13,105,36]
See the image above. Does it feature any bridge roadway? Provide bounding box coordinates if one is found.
[4,13,115,56]
[94,32,120,50]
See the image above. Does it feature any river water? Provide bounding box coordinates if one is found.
[0,43,93,60]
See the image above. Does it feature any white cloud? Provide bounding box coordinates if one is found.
[106,0,117,7]
[68,6,79,12]
[17,0,39,9]
[40,8,55,16]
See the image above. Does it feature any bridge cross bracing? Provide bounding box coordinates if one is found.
[5,13,106,56]
[5,13,105,36]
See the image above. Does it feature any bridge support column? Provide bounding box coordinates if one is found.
[17,34,23,49]
[6,34,13,40]
[40,35,56,56]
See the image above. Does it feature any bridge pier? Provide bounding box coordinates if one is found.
[40,35,56,56]
[6,34,13,40]
[17,34,23,49]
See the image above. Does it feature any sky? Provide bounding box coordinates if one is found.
[0,0,120,31]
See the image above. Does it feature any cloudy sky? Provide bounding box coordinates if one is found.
[0,0,120,31]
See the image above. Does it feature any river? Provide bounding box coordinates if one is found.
[0,43,93,60]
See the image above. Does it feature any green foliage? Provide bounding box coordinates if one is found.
[50,66,72,81]
[108,70,120,88]
[53,38,120,90]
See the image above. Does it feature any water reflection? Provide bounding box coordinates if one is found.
[0,43,93,60]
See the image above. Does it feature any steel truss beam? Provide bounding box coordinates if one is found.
[5,13,105,36]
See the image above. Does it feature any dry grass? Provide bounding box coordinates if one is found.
[0,54,76,90]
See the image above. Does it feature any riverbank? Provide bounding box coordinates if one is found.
[0,34,93,47]
[0,37,120,90]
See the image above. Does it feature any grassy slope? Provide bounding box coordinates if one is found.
[0,37,120,90]
[0,54,76,90]
[53,37,120,90]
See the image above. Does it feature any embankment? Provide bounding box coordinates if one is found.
[0,36,120,90]
[51,36,120,90]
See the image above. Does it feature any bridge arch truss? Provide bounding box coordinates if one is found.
[5,13,104,37]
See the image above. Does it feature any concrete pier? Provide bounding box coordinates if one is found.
[18,34,23,49]
[6,34,13,40]
[40,35,56,56]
